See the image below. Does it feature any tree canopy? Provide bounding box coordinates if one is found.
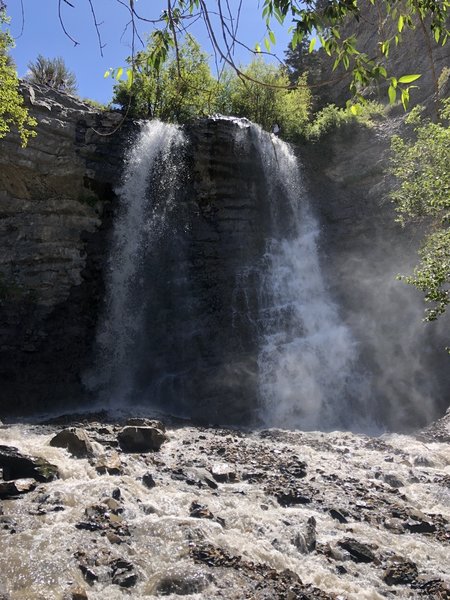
[73,0,450,108]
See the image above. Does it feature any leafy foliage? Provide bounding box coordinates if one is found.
[228,60,311,140]
[390,100,450,321]
[112,37,311,141]
[26,54,78,94]
[112,35,218,121]
[0,8,36,146]
[305,101,385,140]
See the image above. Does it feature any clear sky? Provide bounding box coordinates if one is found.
[6,1,293,104]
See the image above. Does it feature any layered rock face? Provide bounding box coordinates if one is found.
[0,84,132,414]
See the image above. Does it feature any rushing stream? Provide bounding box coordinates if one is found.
[0,413,449,599]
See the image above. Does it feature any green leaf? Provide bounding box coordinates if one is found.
[115,67,123,80]
[398,15,404,32]
[308,37,316,53]
[264,37,271,52]
[398,74,422,84]
[388,85,397,104]
[269,30,276,45]
[255,43,261,53]
[104,70,110,78]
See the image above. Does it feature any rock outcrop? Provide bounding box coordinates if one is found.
[0,84,133,415]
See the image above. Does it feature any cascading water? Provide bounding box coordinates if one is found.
[85,121,187,405]
[245,127,369,430]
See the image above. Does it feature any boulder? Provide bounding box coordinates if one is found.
[49,428,94,458]
[117,426,167,453]
[210,463,236,483]
[0,445,58,482]
[126,418,166,432]
[338,538,377,563]
[384,560,418,586]
[0,478,36,498]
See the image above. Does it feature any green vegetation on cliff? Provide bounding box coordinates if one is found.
[0,8,36,146]
[390,99,450,322]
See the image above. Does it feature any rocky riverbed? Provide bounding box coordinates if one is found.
[0,410,449,599]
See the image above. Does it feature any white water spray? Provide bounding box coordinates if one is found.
[85,121,186,404]
[247,127,367,430]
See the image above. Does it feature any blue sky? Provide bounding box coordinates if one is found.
[6,1,293,104]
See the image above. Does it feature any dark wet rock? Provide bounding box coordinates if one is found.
[275,489,311,507]
[383,473,405,488]
[95,452,122,475]
[412,577,450,597]
[280,461,307,479]
[110,558,138,588]
[142,473,156,489]
[49,428,94,458]
[329,508,348,524]
[403,518,436,534]
[154,572,213,596]
[189,501,225,527]
[0,478,36,498]
[383,559,418,585]
[293,516,316,553]
[112,487,121,500]
[117,426,167,452]
[210,462,236,482]
[79,564,98,585]
[126,418,166,432]
[338,538,377,563]
[0,445,58,482]
[190,543,335,599]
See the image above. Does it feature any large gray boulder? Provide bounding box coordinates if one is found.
[0,445,59,481]
[117,426,167,453]
[49,428,94,458]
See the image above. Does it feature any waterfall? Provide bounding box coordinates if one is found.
[86,117,369,430]
[245,127,368,430]
[84,121,187,405]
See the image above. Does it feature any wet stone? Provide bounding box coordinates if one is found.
[384,560,418,586]
[110,558,138,588]
[275,489,311,507]
[95,452,122,475]
[329,508,348,524]
[154,572,213,596]
[49,428,94,458]
[211,462,236,482]
[117,426,168,453]
[142,472,156,489]
[189,501,225,527]
[126,418,166,432]
[338,538,377,563]
[403,518,436,534]
[0,478,36,498]
[0,445,58,482]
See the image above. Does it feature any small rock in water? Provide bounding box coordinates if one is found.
[49,428,94,458]
[403,518,436,534]
[117,426,167,452]
[0,478,36,498]
[338,538,377,563]
[211,462,236,483]
[154,572,213,596]
[110,558,138,588]
[383,559,418,585]
[142,473,156,489]
[189,501,225,527]
[275,489,311,507]
[112,487,121,500]
[329,508,348,524]
[95,452,122,475]
[383,472,405,488]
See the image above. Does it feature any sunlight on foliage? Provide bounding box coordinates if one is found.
[0,8,36,147]
[390,99,450,322]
